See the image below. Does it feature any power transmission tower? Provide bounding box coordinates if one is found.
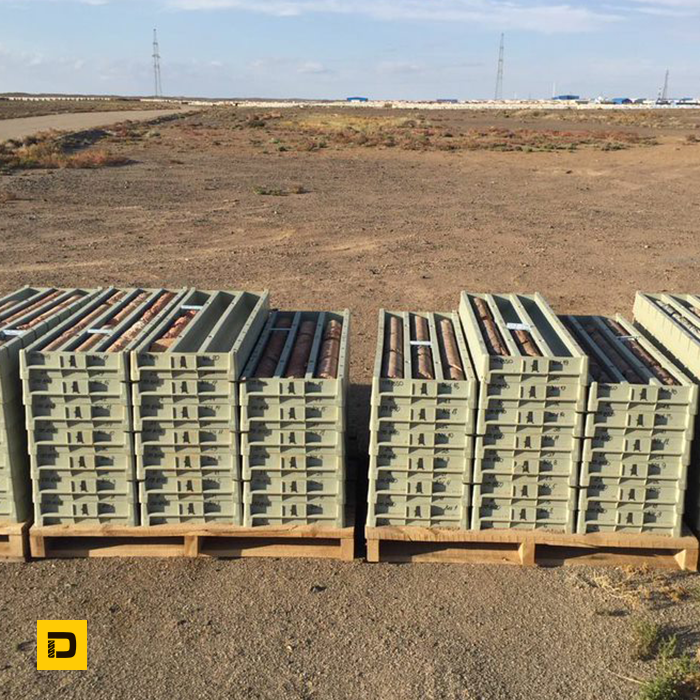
[494,33,504,100]
[152,28,163,98]
[660,69,669,101]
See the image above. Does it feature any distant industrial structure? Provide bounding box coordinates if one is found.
[152,29,163,98]
[658,69,670,103]
[3,94,700,109]
[494,33,505,101]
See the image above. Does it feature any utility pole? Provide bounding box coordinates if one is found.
[494,33,504,101]
[152,28,163,98]
[660,69,669,101]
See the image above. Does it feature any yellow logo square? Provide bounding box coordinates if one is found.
[36,620,87,671]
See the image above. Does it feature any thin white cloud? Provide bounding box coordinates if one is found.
[166,0,621,33]
[248,56,286,71]
[7,0,685,33]
[626,0,700,16]
[0,0,111,3]
[248,57,333,74]
[634,6,698,15]
[629,0,700,6]
[297,60,330,74]
[377,60,423,75]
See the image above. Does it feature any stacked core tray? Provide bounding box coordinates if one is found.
[459,292,588,532]
[561,314,697,537]
[367,310,477,528]
[239,310,349,527]
[131,289,269,525]
[633,292,700,532]
[21,288,185,526]
[1,287,98,523]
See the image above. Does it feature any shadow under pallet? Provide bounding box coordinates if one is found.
[29,521,355,561]
[365,524,699,571]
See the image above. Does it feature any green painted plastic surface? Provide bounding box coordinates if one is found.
[471,486,576,532]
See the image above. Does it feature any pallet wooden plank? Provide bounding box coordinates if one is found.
[28,530,46,559]
[366,539,380,563]
[0,521,31,562]
[32,523,353,539]
[674,547,699,572]
[183,535,200,558]
[532,529,700,550]
[366,526,698,547]
[28,523,356,561]
[366,524,699,571]
[365,526,534,544]
[518,540,536,567]
[339,537,355,562]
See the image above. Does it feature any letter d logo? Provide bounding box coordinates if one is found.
[37,621,87,670]
[47,632,77,658]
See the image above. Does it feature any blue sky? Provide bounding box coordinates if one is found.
[0,0,698,99]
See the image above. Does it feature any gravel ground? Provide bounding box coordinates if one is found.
[1,107,699,700]
[1,558,698,700]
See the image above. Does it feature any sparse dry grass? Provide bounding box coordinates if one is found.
[257,113,657,152]
[0,131,128,171]
[179,107,664,154]
[631,620,669,661]
[638,654,700,700]
[514,108,699,131]
[620,618,700,699]
[582,567,694,610]
[292,113,425,134]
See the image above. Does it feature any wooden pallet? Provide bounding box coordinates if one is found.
[0,521,31,562]
[365,526,699,571]
[30,522,355,561]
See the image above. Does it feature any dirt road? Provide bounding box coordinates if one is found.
[0,108,183,141]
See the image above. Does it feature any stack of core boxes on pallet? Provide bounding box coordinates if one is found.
[1,287,97,523]
[239,310,349,526]
[366,310,477,528]
[131,289,269,525]
[459,292,588,532]
[21,288,184,526]
[561,314,696,537]
[633,292,700,533]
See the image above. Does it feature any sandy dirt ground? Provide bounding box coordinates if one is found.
[0,106,699,700]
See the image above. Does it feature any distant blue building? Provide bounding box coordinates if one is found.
[347,96,369,102]
[553,94,580,101]
[611,97,632,104]
[436,99,459,104]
